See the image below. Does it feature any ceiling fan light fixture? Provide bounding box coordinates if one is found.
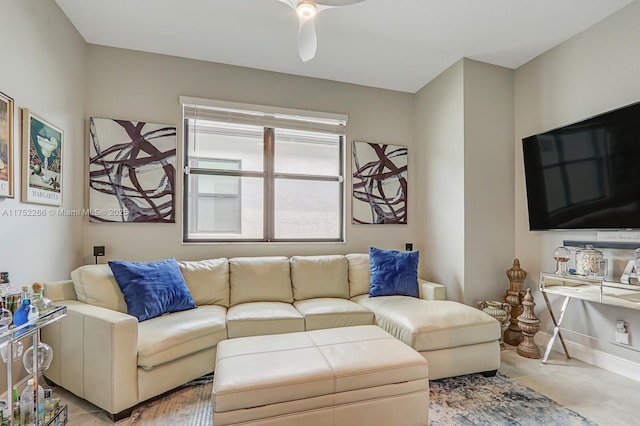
[296,1,317,20]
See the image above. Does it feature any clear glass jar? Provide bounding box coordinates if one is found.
[575,244,604,277]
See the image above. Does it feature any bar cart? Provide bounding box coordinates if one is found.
[0,306,67,425]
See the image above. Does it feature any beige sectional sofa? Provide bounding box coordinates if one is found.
[41,254,500,420]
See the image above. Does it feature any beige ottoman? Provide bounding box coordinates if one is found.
[213,325,429,426]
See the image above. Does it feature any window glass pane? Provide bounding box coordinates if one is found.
[196,197,240,233]
[187,176,264,240]
[274,129,340,176]
[274,179,341,239]
[188,120,263,172]
[197,175,239,195]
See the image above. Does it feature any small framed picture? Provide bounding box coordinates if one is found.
[22,109,64,206]
[0,91,14,198]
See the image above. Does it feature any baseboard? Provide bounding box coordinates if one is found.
[537,331,640,382]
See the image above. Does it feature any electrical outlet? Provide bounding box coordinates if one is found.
[616,330,630,345]
[93,246,105,257]
[615,320,630,345]
[405,243,413,251]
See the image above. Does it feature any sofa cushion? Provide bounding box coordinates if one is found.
[138,305,227,370]
[355,295,500,352]
[369,247,419,298]
[70,264,127,313]
[346,254,370,298]
[178,258,230,307]
[226,302,304,338]
[290,255,349,301]
[293,298,374,330]
[229,257,293,306]
[109,258,197,321]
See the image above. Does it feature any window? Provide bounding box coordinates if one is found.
[182,97,346,242]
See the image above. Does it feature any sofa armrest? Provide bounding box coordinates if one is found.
[41,300,139,415]
[44,280,77,302]
[419,279,447,300]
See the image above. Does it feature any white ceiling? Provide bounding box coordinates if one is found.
[55,0,633,93]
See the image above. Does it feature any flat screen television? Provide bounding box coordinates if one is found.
[522,101,640,230]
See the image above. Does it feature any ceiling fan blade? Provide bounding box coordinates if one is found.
[278,0,297,9]
[316,0,365,7]
[298,15,317,62]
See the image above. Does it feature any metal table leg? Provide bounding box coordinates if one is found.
[541,293,571,364]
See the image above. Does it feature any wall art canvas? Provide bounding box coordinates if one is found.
[352,141,408,224]
[0,92,13,198]
[89,118,177,223]
[22,109,63,205]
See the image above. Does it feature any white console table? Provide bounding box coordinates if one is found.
[539,272,640,363]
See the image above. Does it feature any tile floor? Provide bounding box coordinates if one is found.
[49,346,640,425]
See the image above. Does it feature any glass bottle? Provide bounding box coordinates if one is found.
[31,282,53,315]
[13,299,31,327]
[20,378,44,425]
[575,244,605,277]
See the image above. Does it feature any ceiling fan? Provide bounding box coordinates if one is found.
[278,0,366,62]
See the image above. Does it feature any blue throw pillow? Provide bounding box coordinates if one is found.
[109,258,196,321]
[369,247,419,298]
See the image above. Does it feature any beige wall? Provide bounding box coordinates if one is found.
[463,59,515,306]
[414,60,466,300]
[515,1,640,362]
[0,1,86,284]
[415,59,514,305]
[84,46,416,263]
[0,0,86,393]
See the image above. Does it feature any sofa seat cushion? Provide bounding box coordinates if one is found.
[138,305,227,370]
[226,302,305,338]
[294,298,374,331]
[355,295,500,352]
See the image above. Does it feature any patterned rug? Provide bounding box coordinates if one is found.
[429,373,597,426]
[116,372,597,425]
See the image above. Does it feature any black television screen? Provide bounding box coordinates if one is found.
[522,101,640,230]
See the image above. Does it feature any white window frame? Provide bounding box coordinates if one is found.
[181,97,347,243]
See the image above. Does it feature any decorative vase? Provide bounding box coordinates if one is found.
[517,288,542,359]
[477,300,511,349]
[503,258,527,346]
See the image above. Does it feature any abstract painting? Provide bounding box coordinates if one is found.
[22,109,63,205]
[352,141,407,224]
[89,118,177,223]
[0,92,13,198]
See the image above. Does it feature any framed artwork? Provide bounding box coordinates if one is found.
[22,109,63,206]
[88,118,177,223]
[352,141,408,224]
[0,92,14,198]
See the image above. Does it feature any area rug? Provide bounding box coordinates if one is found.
[429,373,597,426]
[116,372,597,425]
[115,374,213,425]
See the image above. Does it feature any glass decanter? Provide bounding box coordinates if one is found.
[22,340,53,374]
[553,246,571,275]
